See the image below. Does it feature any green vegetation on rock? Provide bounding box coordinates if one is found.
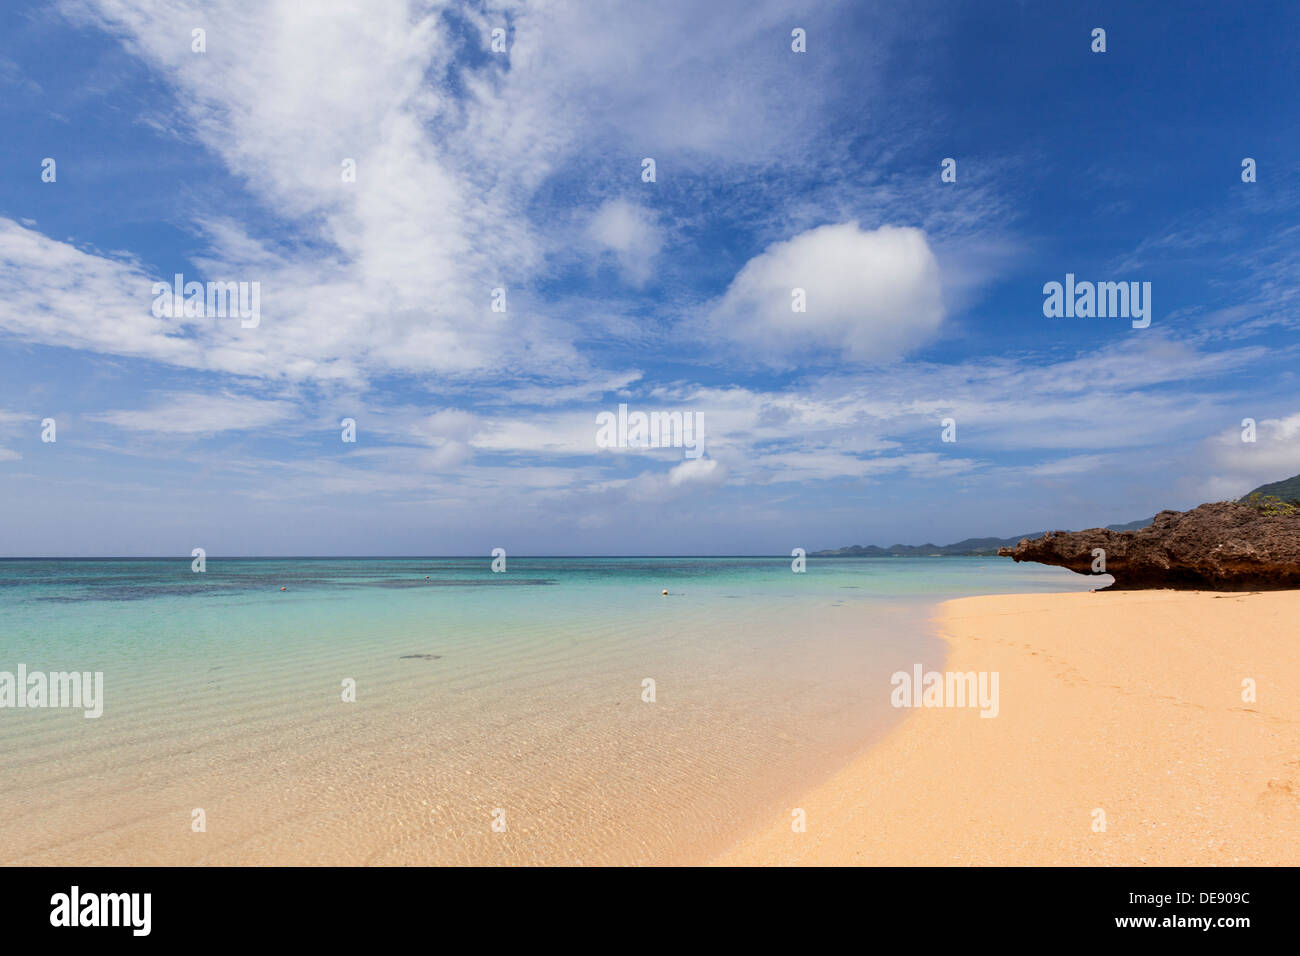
[1240,493,1299,517]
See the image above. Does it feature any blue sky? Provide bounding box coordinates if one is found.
[1,0,1299,556]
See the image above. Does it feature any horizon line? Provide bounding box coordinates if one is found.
[0,553,1010,561]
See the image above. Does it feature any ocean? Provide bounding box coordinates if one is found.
[0,556,1097,864]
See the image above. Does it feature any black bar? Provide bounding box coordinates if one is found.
[0,866,1280,942]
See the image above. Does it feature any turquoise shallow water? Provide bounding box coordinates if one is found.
[0,554,1092,662]
[0,556,1100,864]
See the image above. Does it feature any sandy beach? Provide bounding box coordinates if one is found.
[715,590,1300,866]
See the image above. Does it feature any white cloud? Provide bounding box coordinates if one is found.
[1020,454,1115,478]
[624,456,727,504]
[0,220,204,368]
[0,410,30,462]
[1200,413,1300,495]
[89,392,297,435]
[707,222,945,365]
[33,0,576,383]
[667,456,723,487]
[473,0,863,164]
[586,199,662,285]
[13,0,886,393]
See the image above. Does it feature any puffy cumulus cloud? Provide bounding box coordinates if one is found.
[667,456,724,487]
[707,223,946,366]
[1198,412,1300,497]
[586,199,663,285]
[626,456,727,504]
[420,409,481,442]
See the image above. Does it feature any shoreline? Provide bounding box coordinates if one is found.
[713,589,1300,866]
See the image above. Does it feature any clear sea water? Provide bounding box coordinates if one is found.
[0,556,1100,865]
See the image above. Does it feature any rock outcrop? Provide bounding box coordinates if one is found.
[997,500,1300,590]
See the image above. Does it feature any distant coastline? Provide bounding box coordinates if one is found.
[815,475,1300,559]
[811,518,1152,558]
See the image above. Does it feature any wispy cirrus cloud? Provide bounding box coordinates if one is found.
[88,392,297,435]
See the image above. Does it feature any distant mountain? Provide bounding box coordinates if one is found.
[811,517,1153,557]
[1243,473,1300,503]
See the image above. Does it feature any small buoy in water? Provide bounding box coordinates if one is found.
[280,587,287,591]
[661,589,668,596]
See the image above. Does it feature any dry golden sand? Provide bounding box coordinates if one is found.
[714,590,1300,866]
